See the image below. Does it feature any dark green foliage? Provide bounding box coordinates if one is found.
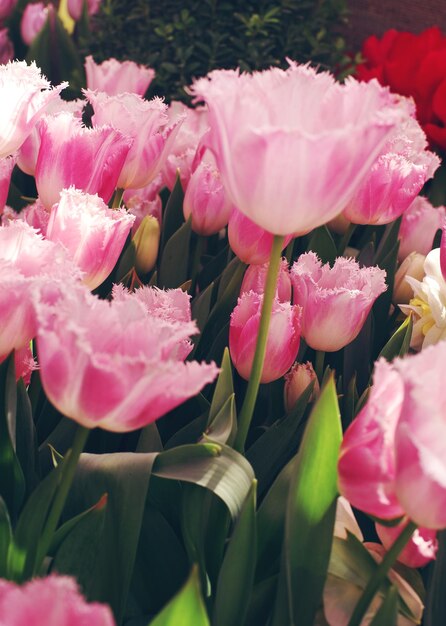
[85,0,348,101]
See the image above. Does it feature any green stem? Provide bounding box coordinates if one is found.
[235,235,284,452]
[314,350,325,383]
[112,188,124,209]
[347,520,418,626]
[337,223,356,256]
[33,425,90,574]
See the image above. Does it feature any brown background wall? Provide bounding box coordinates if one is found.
[344,0,446,51]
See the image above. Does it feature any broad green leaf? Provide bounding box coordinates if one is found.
[377,314,413,363]
[245,575,277,626]
[213,481,257,626]
[0,497,11,577]
[136,423,163,453]
[160,175,184,253]
[15,379,39,496]
[148,566,210,626]
[217,256,245,301]
[203,395,236,446]
[370,586,399,626]
[115,239,137,283]
[208,348,233,425]
[273,376,342,626]
[158,218,192,288]
[192,282,214,334]
[306,225,337,265]
[164,412,208,449]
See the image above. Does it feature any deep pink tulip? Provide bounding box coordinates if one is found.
[342,115,440,225]
[14,343,37,385]
[399,196,445,262]
[190,63,407,236]
[0,61,66,159]
[284,361,320,412]
[291,252,387,351]
[35,112,132,208]
[85,55,155,97]
[0,27,13,65]
[0,0,17,20]
[123,174,163,233]
[376,519,438,568]
[20,2,49,46]
[183,160,231,235]
[0,575,115,626]
[0,154,16,215]
[229,291,302,383]
[46,187,135,289]
[240,258,291,303]
[34,282,218,432]
[228,207,292,265]
[85,90,183,190]
[67,0,100,21]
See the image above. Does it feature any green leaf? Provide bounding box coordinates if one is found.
[377,314,413,363]
[148,566,210,626]
[245,575,277,626]
[115,239,137,283]
[158,218,192,288]
[203,395,237,446]
[160,175,185,253]
[0,497,11,577]
[272,376,342,626]
[208,348,234,425]
[213,481,257,626]
[136,423,163,453]
[306,225,337,265]
[370,586,399,626]
[191,282,214,334]
[15,379,39,496]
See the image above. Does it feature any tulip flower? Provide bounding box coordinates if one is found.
[0,154,16,215]
[85,90,183,190]
[392,252,425,305]
[228,208,292,265]
[123,175,163,233]
[376,519,438,568]
[0,576,115,626]
[34,282,218,432]
[20,2,50,46]
[183,159,231,235]
[190,62,408,236]
[229,291,302,383]
[0,28,13,65]
[67,0,100,21]
[240,258,291,303]
[0,0,16,20]
[85,55,155,97]
[132,215,160,275]
[46,187,135,289]
[291,252,387,352]
[0,61,66,159]
[35,112,132,208]
[398,196,445,262]
[284,361,320,412]
[2,199,49,234]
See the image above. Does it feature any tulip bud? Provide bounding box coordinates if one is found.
[376,519,438,568]
[240,258,291,303]
[284,361,320,412]
[393,252,426,304]
[133,215,160,275]
[21,2,50,46]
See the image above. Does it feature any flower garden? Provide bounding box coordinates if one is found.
[0,1,446,625]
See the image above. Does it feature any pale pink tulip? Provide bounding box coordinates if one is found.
[284,361,320,411]
[46,187,135,289]
[240,258,291,303]
[343,115,440,225]
[0,27,13,65]
[376,519,438,568]
[0,575,115,626]
[0,0,16,20]
[67,0,100,21]
[34,282,218,432]
[0,154,16,215]
[190,63,407,235]
[291,252,387,351]
[228,208,292,265]
[123,174,163,233]
[162,101,209,190]
[35,112,132,208]
[20,2,49,46]
[85,55,155,97]
[183,159,231,235]
[399,196,445,262]
[229,291,302,383]
[2,199,49,234]
[392,252,426,305]
[85,90,183,190]
[0,61,66,159]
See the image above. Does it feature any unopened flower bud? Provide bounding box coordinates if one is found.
[284,361,320,412]
[134,215,160,275]
[393,252,425,305]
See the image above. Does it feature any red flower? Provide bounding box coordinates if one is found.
[357,27,446,150]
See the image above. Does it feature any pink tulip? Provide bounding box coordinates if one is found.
[0,61,66,159]
[123,174,163,233]
[376,519,438,568]
[343,115,440,225]
[0,0,16,20]
[229,291,302,383]
[2,199,49,234]
[85,55,155,97]
[284,361,320,411]
[190,63,408,236]
[0,27,13,65]
[291,252,387,351]
[0,575,115,626]
[162,101,209,191]
[0,221,76,359]
[34,282,218,432]
[14,343,37,385]
[67,0,100,21]
[20,2,49,46]
[399,196,445,262]
[46,187,135,289]
[240,258,291,303]
[35,112,132,208]
[85,90,183,190]
[183,159,231,235]
[228,208,292,265]
[0,154,16,215]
